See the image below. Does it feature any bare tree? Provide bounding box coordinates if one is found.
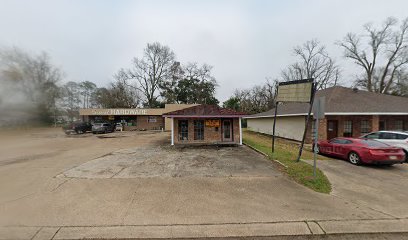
[282,40,340,90]
[226,79,277,114]
[115,42,175,107]
[91,79,141,109]
[338,17,408,94]
[390,69,408,96]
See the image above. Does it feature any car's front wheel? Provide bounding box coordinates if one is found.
[348,152,361,165]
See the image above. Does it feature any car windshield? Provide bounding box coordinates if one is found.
[360,139,390,148]
[93,123,103,127]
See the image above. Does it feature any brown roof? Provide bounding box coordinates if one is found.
[163,104,246,117]
[246,86,408,118]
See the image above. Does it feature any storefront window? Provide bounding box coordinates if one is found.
[395,120,404,131]
[148,116,157,123]
[343,120,353,137]
[178,120,188,141]
[194,120,204,140]
[360,120,370,134]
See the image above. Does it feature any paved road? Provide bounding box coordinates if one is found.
[0,128,407,239]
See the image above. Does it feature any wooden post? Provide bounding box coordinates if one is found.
[239,117,243,145]
[171,118,174,146]
[272,103,279,153]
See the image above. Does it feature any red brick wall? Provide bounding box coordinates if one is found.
[233,118,241,143]
[173,118,241,144]
[372,115,380,132]
[306,115,408,142]
[328,115,374,138]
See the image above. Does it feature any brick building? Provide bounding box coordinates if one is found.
[245,86,408,143]
[163,105,246,145]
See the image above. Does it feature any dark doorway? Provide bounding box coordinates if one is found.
[178,120,188,141]
[327,120,338,140]
[222,119,232,142]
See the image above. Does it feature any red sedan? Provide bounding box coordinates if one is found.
[317,137,405,165]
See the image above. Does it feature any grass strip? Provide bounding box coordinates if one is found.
[243,130,332,194]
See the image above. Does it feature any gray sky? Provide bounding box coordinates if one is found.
[1,0,407,102]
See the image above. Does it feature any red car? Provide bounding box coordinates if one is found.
[317,137,405,165]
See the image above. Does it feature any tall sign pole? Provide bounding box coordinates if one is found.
[312,96,325,177]
[296,79,316,162]
[274,78,315,161]
[313,101,320,177]
[271,86,279,155]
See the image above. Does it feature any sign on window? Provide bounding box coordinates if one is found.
[205,119,220,127]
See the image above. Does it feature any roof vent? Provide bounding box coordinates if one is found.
[352,87,358,93]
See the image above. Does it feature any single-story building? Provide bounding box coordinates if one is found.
[79,104,196,131]
[163,105,246,145]
[245,86,408,143]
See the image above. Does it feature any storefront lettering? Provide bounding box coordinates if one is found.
[91,109,148,115]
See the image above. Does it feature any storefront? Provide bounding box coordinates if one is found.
[163,105,246,145]
[79,104,196,131]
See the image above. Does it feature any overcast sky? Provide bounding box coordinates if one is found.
[1,0,408,101]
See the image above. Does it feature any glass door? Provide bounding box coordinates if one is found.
[222,120,232,142]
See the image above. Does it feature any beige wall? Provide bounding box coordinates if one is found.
[247,116,306,141]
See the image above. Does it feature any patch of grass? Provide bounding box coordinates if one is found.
[243,130,332,194]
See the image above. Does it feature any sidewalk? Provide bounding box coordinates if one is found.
[2,218,408,239]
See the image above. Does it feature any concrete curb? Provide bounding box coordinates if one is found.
[243,143,288,168]
[2,219,408,239]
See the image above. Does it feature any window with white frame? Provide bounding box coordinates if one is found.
[148,116,157,123]
[194,120,204,140]
[178,120,188,141]
[360,120,370,134]
[394,120,404,131]
[343,120,353,137]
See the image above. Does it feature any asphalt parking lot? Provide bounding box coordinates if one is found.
[0,128,408,239]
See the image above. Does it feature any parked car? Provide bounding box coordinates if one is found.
[62,122,92,135]
[316,137,405,165]
[92,123,115,134]
[115,123,123,131]
[360,131,408,161]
